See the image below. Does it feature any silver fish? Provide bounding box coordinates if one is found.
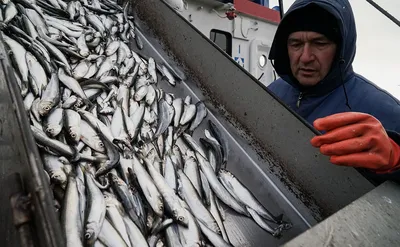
[164,155,177,191]
[43,108,64,137]
[98,218,128,247]
[80,120,105,153]
[3,34,29,84]
[4,1,17,23]
[106,40,120,56]
[119,57,134,77]
[39,37,72,74]
[76,165,86,237]
[134,85,148,102]
[130,154,163,218]
[176,207,202,247]
[209,120,229,166]
[58,68,88,101]
[61,175,84,247]
[154,99,174,138]
[22,14,39,39]
[183,156,202,199]
[180,104,197,126]
[129,103,145,141]
[39,73,60,116]
[197,219,232,247]
[96,57,114,79]
[117,84,129,114]
[145,84,156,106]
[87,14,106,35]
[78,110,114,143]
[24,93,35,111]
[104,192,131,247]
[172,98,183,128]
[14,69,28,97]
[161,65,176,86]
[145,158,188,226]
[165,224,183,247]
[25,9,47,34]
[47,20,83,38]
[247,207,282,237]
[84,63,98,79]
[148,57,157,83]
[177,170,221,234]
[218,169,283,223]
[189,101,207,132]
[123,215,149,247]
[209,189,230,243]
[182,133,207,158]
[77,34,90,57]
[200,170,212,206]
[108,173,145,233]
[196,153,248,216]
[73,60,91,80]
[64,109,81,144]
[42,153,67,185]
[84,173,106,245]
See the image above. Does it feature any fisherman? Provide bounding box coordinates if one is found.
[267,0,400,184]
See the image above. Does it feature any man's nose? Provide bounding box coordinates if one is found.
[299,44,315,63]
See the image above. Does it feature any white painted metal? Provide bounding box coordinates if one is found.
[174,0,279,87]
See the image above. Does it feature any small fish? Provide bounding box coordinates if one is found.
[58,68,88,102]
[61,175,84,247]
[145,158,188,226]
[43,108,64,137]
[39,73,60,116]
[84,173,106,245]
[64,109,81,144]
[218,169,284,224]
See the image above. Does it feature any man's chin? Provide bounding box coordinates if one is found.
[297,76,320,87]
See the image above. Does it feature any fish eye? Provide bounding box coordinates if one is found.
[178,216,184,222]
[99,142,104,147]
[45,106,50,111]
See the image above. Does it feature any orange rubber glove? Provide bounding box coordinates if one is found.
[310,112,400,173]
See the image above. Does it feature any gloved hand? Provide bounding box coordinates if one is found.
[310,112,400,173]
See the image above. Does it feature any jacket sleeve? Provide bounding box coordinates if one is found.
[356,130,400,186]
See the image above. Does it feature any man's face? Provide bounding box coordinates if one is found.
[287,31,337,87]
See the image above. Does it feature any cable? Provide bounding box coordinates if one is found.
[366,0,400,28]
[211,9,227,19]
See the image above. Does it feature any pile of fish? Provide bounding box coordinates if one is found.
[0,0,292,245]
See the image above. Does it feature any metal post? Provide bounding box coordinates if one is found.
[278,0,284,19]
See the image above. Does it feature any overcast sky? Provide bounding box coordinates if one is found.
[269,0,400,100]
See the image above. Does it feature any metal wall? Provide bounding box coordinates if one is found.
[0,33,64,247]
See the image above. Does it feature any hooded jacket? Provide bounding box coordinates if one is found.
[267,0,400,184]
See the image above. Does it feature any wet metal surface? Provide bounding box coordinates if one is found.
[283,181,400,247]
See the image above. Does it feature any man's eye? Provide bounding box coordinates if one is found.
[315,42,329,46]
[290,43,302,48]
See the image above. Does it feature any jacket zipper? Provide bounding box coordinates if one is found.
[297,92,304,108]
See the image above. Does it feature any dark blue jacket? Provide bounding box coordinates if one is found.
[267,0,400,184]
